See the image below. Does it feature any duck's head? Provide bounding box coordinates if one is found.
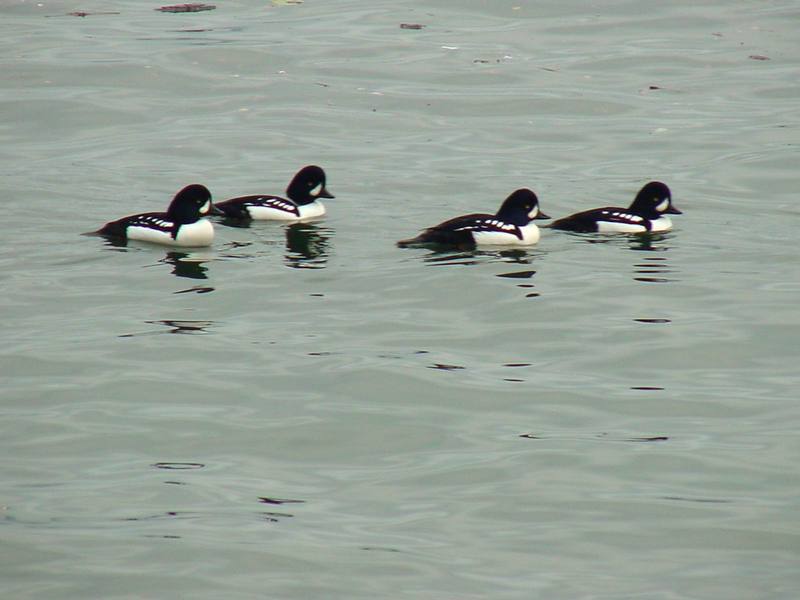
[287,165,334,205]
[495,188,550,226]
[631,181,681,218]
[168,184,213,223]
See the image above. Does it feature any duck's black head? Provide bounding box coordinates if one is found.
[630,181,681,218]
[495,188,550,226]
[167,184,213,224]
[287,165,334,205]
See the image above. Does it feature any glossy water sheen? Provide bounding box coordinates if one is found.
[2,1,799,598]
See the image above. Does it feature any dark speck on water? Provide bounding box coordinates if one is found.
[428,363,465,371]
[156,3,217,13]
[257,497,305,505]
[66,11,121,17]
[173,286,215,294]
[496,270,536,279]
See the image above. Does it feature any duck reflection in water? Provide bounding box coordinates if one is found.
[160,251,211,280]
[565,231,676,283]
[119,320,214,337]
[628,232,670,253]
[629,233,675,283]
[284,222,331,269]
[422,247,536,267]
[151,320,213,334]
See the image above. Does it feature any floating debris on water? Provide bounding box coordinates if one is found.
[66,11,121,17]
[428,363,465,371]
[156,3,217,13]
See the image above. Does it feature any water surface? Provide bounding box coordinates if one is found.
[2,1,799,598]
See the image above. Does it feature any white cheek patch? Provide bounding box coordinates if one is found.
[199,200,211,215]
[309,183,323,196]
[655,199,669,213]
[528,206,538,219]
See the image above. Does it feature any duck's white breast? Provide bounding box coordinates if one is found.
[648,216,673,232]
[174,219,214,247]
[518,223,541,245]
[297,201,326,221]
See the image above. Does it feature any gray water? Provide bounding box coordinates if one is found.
[2,1,799,598]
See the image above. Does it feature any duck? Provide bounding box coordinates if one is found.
[397,188,549,248]
[212,165,334,221]
[549,181,681,233]
[95,184,214,247]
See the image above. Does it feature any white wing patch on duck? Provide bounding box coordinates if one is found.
[592,210,648,232]
[455,219,520,235]
[134,216,172,230]
[127,224,175,244]
[601,210,644,223]
[473,225,540,246]
[127,218,213,247]
[245,198,326,221]
[244,197,301,220]
[458,218,541,245]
